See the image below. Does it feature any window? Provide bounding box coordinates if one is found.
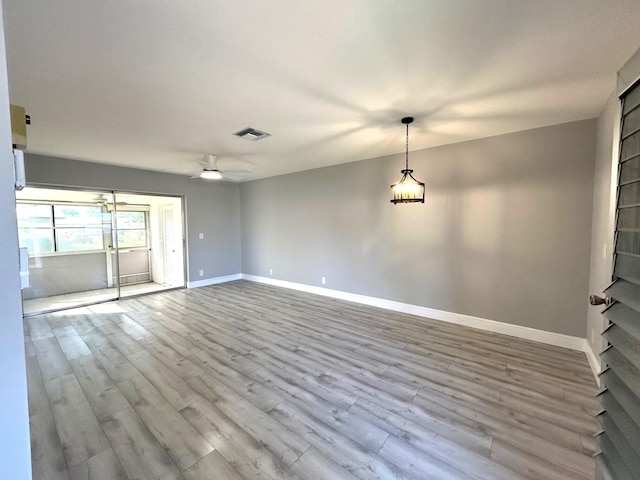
[115,211,148,248]
[17,203,106,254]
[16,203,54,254]
[54,205,105,252]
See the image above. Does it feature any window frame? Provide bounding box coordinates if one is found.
[17,201,109,256]
[114,210,149,250]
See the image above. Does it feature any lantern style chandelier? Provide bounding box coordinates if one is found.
[390,117,425,204]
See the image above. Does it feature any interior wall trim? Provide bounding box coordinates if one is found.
[240,274,587,352]
[187,273,242,289]
[583,338,602,385]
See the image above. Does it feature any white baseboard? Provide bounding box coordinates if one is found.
[583,339,602,385]
[188,273,590,355]
[241,274,587,352]
[187,273,242,289]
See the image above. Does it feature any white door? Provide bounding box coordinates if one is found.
[161,204,184,287]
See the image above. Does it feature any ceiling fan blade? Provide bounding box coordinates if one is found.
[221,169,252,174]
[190,174,201,179]
[222,174,243,181]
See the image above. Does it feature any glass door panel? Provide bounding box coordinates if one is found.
[16,187,118,315]
[114,192,185,298]
[17,187,186,314]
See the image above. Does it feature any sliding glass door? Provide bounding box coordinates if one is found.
[113,192,185,298]
[17,188,118,314]
[17,187,185,315]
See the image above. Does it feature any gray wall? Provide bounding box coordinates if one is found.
[0,0,31,476]
[25,154,241,282]
[241,120,597,337]
[587,91,619,361]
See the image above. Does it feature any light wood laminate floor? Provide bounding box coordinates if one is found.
[24,280,599,480]
[23,282,171,315]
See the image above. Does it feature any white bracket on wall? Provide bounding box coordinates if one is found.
[13,149,25,191]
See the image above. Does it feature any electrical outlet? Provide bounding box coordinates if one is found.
[269,269,273,276]
[321,276,326,285]
[199,269,204,277]
[199,233,204,240]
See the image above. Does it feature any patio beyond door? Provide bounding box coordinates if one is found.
[17,187,185,314]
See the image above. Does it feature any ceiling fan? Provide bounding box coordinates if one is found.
[92,194,128,207]
[191,154,251,181]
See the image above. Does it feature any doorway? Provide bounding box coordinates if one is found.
[16,187,185,315]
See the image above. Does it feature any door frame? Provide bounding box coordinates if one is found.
[19,183,187,315]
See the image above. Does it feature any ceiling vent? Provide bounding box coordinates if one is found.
[233,127,271,141]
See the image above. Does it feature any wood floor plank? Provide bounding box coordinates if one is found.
[101,407,183,480]
[68,354,129,420]
[180,398,302,480]
[67,448,127,480]
[490,429,594,480]
[290,447,361,480]
[117,374,214,471]
[189,331,263,375]
[270,400,413,480]
[377,436,472,480]
[245,312,395,377]
[247,356,357,410]
[404,365,595,444]
[412,385,589,456]
[348,402,526,480]
[333,364,419,402]
[108,312,153,341]
[44,373,111,467]
[64,314,100,337]
[26,354,51,418]
[490,438,586,480]
[317,370,494,456]
[188,351,284,411]
[251,367,390,453]
[25,280,598,480]
[53,325,92,360]
[24,334,36,358]
[183,451,243,480]
[125,312,205,359]
[46,311,72,330]
[564,385,601,414]
[27,315,55,341]
[125,349,200,410]
[446,361,566,404]
[240,333,330,376]
[90,315,146,356]
[33,337,72,380]
[29,410,69,480]
[187,373,307,466]
[139,335,205,379]
[81,334,139,383]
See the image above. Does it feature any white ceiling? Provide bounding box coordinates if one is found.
[5,1,640,181]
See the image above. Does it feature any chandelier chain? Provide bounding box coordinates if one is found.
[405,123,409,170]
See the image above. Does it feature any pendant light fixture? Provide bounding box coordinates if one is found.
[390,117,425,204]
